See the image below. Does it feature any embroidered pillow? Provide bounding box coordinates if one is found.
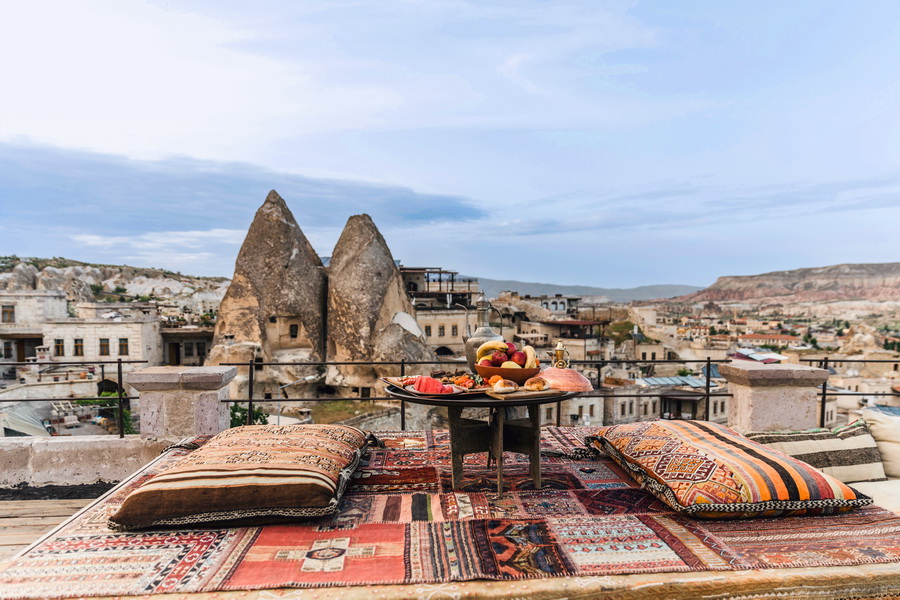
[745,420,886,483]
[109,424,373,531]
[588,420,871,519]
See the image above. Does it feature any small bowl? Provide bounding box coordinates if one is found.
[474,364,541,385]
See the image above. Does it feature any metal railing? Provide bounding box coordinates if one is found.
[801,357,900,427]
[222,356,734,429]
[0,359,147,438]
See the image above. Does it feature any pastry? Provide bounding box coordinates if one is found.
[523,376,549,391]
[492,379,519,394]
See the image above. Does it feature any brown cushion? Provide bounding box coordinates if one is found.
[108,424,372,531]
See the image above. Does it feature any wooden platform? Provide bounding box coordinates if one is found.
[0,499,92,562]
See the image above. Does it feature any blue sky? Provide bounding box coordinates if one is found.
[1,1,898,287]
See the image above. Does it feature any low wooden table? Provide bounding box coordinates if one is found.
[385,386,579,494]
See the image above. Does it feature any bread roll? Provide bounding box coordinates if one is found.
[523,376,549,391]
[492,379,519,394]
[537,367,593,392]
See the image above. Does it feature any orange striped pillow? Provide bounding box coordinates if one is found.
[109,424,372,531]
[588,420,871,519]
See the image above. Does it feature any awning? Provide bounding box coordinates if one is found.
[0,403,50,437]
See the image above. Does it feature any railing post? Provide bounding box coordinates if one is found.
[400,359,406,431]
[116,358,125,438]
[820,356,829,427]
[247,361,255,426]
[704,357,711,421]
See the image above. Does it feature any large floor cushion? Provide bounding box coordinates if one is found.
[109,424,372,531]
[588,420,871,519]
[744,420,886,484]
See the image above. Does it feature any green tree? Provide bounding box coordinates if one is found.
[708,326,718,336]
[677,368,693,377]
[230,403,269,428]
[90,283,103,296]
[113,286,127,294]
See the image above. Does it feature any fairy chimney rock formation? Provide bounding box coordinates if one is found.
[208,191,326,388]
[327,214,433,387]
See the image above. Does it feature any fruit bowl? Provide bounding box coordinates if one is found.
[475,364,541,385]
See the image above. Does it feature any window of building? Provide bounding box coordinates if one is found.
[99,338,110,356]
[54,339,64,356]
[1,305,13,323]
[2,341,11,359]
[545,407,553,421]
[73,339,84,357]
[451,325,458,337]
[651,352,656,360]
[712,402,717,415]
[652,400,657,413]
[643,404,648,415]
[589,404,595,417]
[184,342,194,357]
[438,325,445,337]
[289,324,299,338]
[196,342,206,359]
[425,325,432,337]
[641,352,647,360]
[620,403,626,416]
[578,405,584,417]
[118,338,129,355]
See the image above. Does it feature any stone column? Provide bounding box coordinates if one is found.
[127,366,236,440]
[719,362,828,433]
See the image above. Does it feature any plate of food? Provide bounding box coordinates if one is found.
[381,374,488,395]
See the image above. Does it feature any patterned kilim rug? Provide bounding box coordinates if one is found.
[1,427,900,599]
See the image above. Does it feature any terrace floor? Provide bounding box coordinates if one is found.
[0,499,90,562]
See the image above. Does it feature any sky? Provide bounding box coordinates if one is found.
[1,0,898,288]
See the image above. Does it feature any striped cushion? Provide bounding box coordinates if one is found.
[109,424,372,531]
[588,420,871,519]
[745,420,886,483]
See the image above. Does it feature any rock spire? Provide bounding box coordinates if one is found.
[208,190,326,372]
[326,214,433,386]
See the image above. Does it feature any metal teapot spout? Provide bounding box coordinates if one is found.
[454,304,472,341]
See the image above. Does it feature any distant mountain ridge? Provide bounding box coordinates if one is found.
[676,262,900,303]
[472,277,702,302]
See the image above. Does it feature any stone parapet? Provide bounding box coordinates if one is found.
[127,366,235,439]
[719,362,828,388]
[0,436,170,487]
[720,362,828,433]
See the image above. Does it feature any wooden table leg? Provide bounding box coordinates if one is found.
[491,407,505,496]
[527,405,541,490]
[448,406,464,491]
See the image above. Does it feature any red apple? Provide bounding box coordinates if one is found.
[479,358,494,367]
[510,351,527,367]
[505,342,517,355]
[491,351,509,367]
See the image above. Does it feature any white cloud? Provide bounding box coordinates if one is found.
[71,228,246,251]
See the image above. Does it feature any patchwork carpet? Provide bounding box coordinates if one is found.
[1,427,900,599]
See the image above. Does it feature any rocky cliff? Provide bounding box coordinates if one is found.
[326,214,433,387]
[0,256,228,310]
[206,190,327,395]
[678,262,900,304]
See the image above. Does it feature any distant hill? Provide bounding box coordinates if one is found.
[0,255,228,311]
[676,262,900,303]
[472,277,702,302]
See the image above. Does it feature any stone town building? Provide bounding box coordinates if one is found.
[0,290,68,366]
[41,313,163,373]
